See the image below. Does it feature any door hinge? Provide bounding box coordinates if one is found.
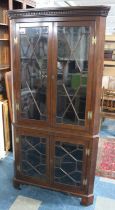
[86,148,90,156]
[16,103,19,111]
[16,137,19,143]
[14,37,18,44]
[88,111,93,120]
[92,36,97,45]
[17,165,21,172]
[83,179,88,186]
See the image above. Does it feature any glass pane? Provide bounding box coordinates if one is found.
[19,26,48,120]
[56,26,90,126]
[20,135,47,178]
[54,141,84,187]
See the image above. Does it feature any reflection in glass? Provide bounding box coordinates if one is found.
[56,27,90,125]
[20,135,47,178]
[54,141,84,187]
[19,27,48,120]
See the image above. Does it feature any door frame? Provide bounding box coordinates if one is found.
[51,21,96,133]
[13,21,53,128]
[14,126,50,185]
[50,134,90,194]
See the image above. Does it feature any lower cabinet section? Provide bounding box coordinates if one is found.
[13,127,97,205]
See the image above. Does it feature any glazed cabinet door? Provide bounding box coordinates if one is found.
[14,129,50,185]
[50,136,89,193]
[52,21,95,132]
[13,22,52,126]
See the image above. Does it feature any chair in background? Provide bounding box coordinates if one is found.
[100,87,115,119]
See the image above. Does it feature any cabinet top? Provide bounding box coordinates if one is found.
[8,6,110,19]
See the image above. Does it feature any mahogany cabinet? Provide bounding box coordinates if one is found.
[8,6,110,205]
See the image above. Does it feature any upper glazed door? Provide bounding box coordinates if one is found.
[52,21,95,132]
[14,22,52,126]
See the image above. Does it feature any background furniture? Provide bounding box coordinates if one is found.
[0,100,10,159]
[9,0,36,10]
[0,0,36,100]
[8,6,110,206]
[104,35,115,77]
[0,0,10,98]
[101,35,115,119]
[5,71,12,122]
[0,0,36,154]
[101,87,115,119]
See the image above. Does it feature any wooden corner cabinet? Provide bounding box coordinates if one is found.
[8,6,110,205]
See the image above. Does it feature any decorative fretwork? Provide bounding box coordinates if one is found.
[19,26,48,120]
[56,26,90,126]
[20,136,47,178]
[8,7,110,20]
[54,141,84,187]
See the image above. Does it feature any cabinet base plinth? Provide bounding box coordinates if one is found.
[13,177,94,206]
[81,195,94,206]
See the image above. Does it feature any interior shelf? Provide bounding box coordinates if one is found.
[105,35,115,42]
[0,38,9,41]
[104,60,115,66]
[0,65,10,70]
[0,23,8,27]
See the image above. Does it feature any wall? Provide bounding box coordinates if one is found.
[36,0,115,35]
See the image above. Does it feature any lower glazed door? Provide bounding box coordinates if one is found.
[14,128,50,185]
[51,136,89,194]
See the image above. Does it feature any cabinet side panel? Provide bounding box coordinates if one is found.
[86,137,98,194]
[91,17,106,134]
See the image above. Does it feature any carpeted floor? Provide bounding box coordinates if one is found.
[9,195,41,210]
[96,119,115,179]
[100,119,115,138]
[96,138,115,179]
[0,154,115,210]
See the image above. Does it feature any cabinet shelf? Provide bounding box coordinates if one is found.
[21,57,36,60]
[0,38,9,41]
[0,23,8,27]
[0,65,10,71]
[104,35,115,74]
[105,35,115,42]
[104,66,115,76]
[21,57,47,60]
[104,60,115,66]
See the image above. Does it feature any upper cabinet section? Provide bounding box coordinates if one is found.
[11,20,94,130]
[8,6,110,134]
